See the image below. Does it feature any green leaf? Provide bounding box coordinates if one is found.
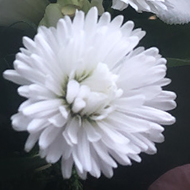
[167,58,190,67]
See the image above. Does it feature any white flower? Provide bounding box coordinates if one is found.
[112,0,171,12]
[157,0,190,24]
[112,0,190,24]
[0,0,49,27]
[3,7,176,179]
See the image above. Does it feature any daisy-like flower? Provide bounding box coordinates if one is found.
[4,7,176,179]
[0,0,49,27]
[112,0,190,24]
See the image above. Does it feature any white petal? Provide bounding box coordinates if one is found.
[46,135,65,163]
[98,12,111,27]
[39,126,61,149]
[66,80,80,104]
[72,97,86,113]
[48,113,67,127]
[3,70,30,85]
[63,117,80,145]
[61,157,73,179]
[61,139,72,160]
[128,154,141,162]
[11,113,31,131]
[27,118,49,133]
[126,133,149,151]
[77,129,92,171]
[73,11,85,32]
[83,120,101,142]
[84,7,98,34]
[135,134,157,155]
[75,167,87,180]
[92,142,117,168]
[97,121,129,144]
[89,149,101,178]
[59,106,69,119]
[22,99,62,116]
[72,147,84,173]
[145,91,177,111]
[100,161,114,178]
[25,132,41,152]
[131,106,176,125]
[109,150,131,165]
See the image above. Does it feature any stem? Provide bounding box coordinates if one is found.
[69,167,83,190]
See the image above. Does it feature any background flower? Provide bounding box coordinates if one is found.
[112,0,171,12]
[3,7,176,179]
[112,0,190,24]
[157,0,190,24]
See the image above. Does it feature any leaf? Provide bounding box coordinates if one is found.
[167,58,190,67]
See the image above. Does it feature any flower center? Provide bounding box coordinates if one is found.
[64,63,123,120]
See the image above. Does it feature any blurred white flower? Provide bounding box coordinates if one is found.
[112,0,190,24]
[157,0,190,24]
[0,0,49,27]
[112,0,171,12]
[4,7,176,179]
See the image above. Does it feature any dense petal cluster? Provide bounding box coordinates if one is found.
[4,7,176,179]
[112,0,190,24]
[0,0,49,26]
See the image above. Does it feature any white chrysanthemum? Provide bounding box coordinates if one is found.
[112,0,190,24]
[4,7,176,179]
[0,0,49,26]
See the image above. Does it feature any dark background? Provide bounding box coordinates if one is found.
[1,6,190,190]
